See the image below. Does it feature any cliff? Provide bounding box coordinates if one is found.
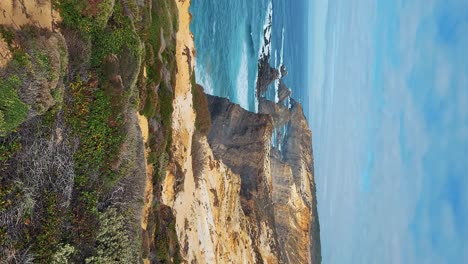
[206,94,321,264]
[158,0,321,262]
[0,0,320,263]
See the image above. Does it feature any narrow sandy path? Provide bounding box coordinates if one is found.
[138,113,153,231]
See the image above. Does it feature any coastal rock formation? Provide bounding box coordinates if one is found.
[207,94,321,264]
[207,95,283,263]
[278,79,292,104]
[262,97,322,264]
[280,63,288,77]
[159,0,321,262]
[256,55,279,97]
[159,1,279,262]
[0,0,320,263]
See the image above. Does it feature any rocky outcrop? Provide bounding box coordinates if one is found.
[160,1,260,263]
[256,55,279,97]
[207,93,321,264]
[278,79,292,104]
[280,64,288,77]
[253,28,321,261]
[207,95,283,263]
[261,97,322,264]
[159,1,320,263]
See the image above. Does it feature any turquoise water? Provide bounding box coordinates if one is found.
[190,0,309,112]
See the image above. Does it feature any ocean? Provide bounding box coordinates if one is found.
[190,0,309,114]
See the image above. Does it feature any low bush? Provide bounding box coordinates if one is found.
[0,76,29,136]
[66,77,124,187]
[85,208,136,263]
[0,26,14,47]
[52,244,76,264]
[192,83,211,135]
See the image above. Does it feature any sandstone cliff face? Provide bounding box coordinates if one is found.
[160,1,261,263]
[207,94,321,264]
[263,98,322,264]
[207,95,283,263]
[157,1,320,263]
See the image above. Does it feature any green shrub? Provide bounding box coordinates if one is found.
[66,78,124,187]
[53,0,94,36]
[55,0,140,67]
[34,50,58,81]
[90,2,141,66]
[85,208,136,264]
[0,137,22,167]
[0,75,29,136]
[11,50,33,70]
[52,244,76,264]
[159,84,173,153]
[0,26,14,47]
[34,192,63,262]
[140,86,157,118]
[192,84,211,135]
[95,0,115,30]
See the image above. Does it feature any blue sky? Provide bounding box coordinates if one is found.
[308,0,468,263]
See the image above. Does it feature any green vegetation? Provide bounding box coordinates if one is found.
[55,0,141,67]
[34,192,64,262]
[132,1,185,262]
[0,26,15,47]
[1,0,183,262]
[152,204,182,264]
[90,5,141,66]
[0,75,29,136]
[0,137,21,167]
[139,0,178,119]
[85,208,136,263]
[159,83,174,150]
[140,86,158,118]
[11,49,33,70]
[52,244,76,264]
[35,50,58,81]
[192,80,212,135]
[66,77,124,188]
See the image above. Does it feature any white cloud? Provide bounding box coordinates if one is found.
[434,55,451,98]
[313,0,467,262]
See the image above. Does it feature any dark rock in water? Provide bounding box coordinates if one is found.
[278,80,292,104]
[280,64,288,77]
[256,56,279,97]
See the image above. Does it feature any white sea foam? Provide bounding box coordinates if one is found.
[254,0,273,113]
[280,27,285,65]
[194,61,214,95]
[274,50,277,68]
[275,80,279,103]
[236,41,249,110]
[254,73,259,113]
[258,0,273,60]
[274,50,279,103]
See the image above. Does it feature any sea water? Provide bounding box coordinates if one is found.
[190,0,309,113]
